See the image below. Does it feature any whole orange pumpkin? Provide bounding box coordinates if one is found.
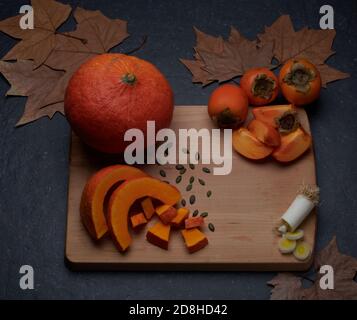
[65,54,174,153]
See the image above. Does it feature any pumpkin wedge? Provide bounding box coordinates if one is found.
[108,177,181,252]
[80,165,147,240]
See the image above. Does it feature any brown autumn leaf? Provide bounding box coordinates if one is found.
[317,64,350,88]
[181,27,274,85]
[268,236,357,300]
[258,15,350,86]
[267,273,305,300]
[0,60,64,126]
[0,2,129,126]
[41,6,129,107]
[0,0,72,68]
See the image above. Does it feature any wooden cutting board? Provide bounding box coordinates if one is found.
[66,106,317,271]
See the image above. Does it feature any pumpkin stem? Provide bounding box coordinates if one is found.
[122,73,137,85]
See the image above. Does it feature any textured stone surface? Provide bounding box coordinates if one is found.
[0,0,356,299]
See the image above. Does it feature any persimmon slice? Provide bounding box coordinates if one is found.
[80,165,147,240]
[108,177,181,252]
[232,128,273,160]
[272,128,312,162]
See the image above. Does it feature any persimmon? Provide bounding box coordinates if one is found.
[279,59,321,106]
[208,84,248,129]
[240,68,279,106]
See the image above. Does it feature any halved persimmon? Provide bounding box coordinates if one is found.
[252,104,299,134]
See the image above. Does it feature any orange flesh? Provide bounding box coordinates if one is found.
[80,165,147,240]
[232,128,273,160]
[252,104,295,128]
[141,197,155,220]
[185,216,204,229]
[171,208,190,228]
[272,128,312,162]
[155,205,177,224]
[130,212,147,230]
[146,221,171,250]
[181,228,209,253]
[248,119,281,147]
[108,177,181,252]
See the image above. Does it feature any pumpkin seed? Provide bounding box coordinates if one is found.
[186,184,193,192]
[208,223,215,232]
[200,212,208,218]
[176,175,182,184]
[207,190,212,198]
[159,170,166,177]
[176,164,184,170]
[195,152,200,161]
[181,199,186,206]
[189,195,196,205]
[189,163,195,170]
[202,167,211,174]
[179,168,187,175]
[198,178,205,186]
[189,176,195,184]
[192,209,199,217]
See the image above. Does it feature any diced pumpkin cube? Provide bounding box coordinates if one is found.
[141,197,155,220]
[146,221,171,250]
[130,212,147,231]
[181,228,208,253]
[171,208,190,228]
[185,216,204,229]
[155,204,177,224]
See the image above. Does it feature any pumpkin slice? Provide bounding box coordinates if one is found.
[80,165,147,240]
[171,208,190,228]
[141,197,155,220]
[185,216,204,229]
[156,205,178,224]
[181,228,209,253]
[130,212,147,231]
[108,177,181,252]
[146,220,171,250]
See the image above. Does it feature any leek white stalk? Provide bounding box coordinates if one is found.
[280,184,319,232]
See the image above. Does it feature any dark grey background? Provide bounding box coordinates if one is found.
[0,0,356,299]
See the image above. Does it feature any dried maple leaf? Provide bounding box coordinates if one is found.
[317,64,350,88]
[0,0,72,68]
[258,15,335,65]
[268,236,357,300]
[40,7,129,107]
[0,60,64,126]
[0,4,129,126]
[181,27,274,85]
[258,15,349,86]
[267,273,305,300]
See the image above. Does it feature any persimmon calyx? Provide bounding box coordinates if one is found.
[283,61,316,94]
[252,73,276,99]
[215,108,242,128]
[276,111,299,134]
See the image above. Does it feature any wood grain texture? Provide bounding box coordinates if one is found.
[66,106,317,271]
